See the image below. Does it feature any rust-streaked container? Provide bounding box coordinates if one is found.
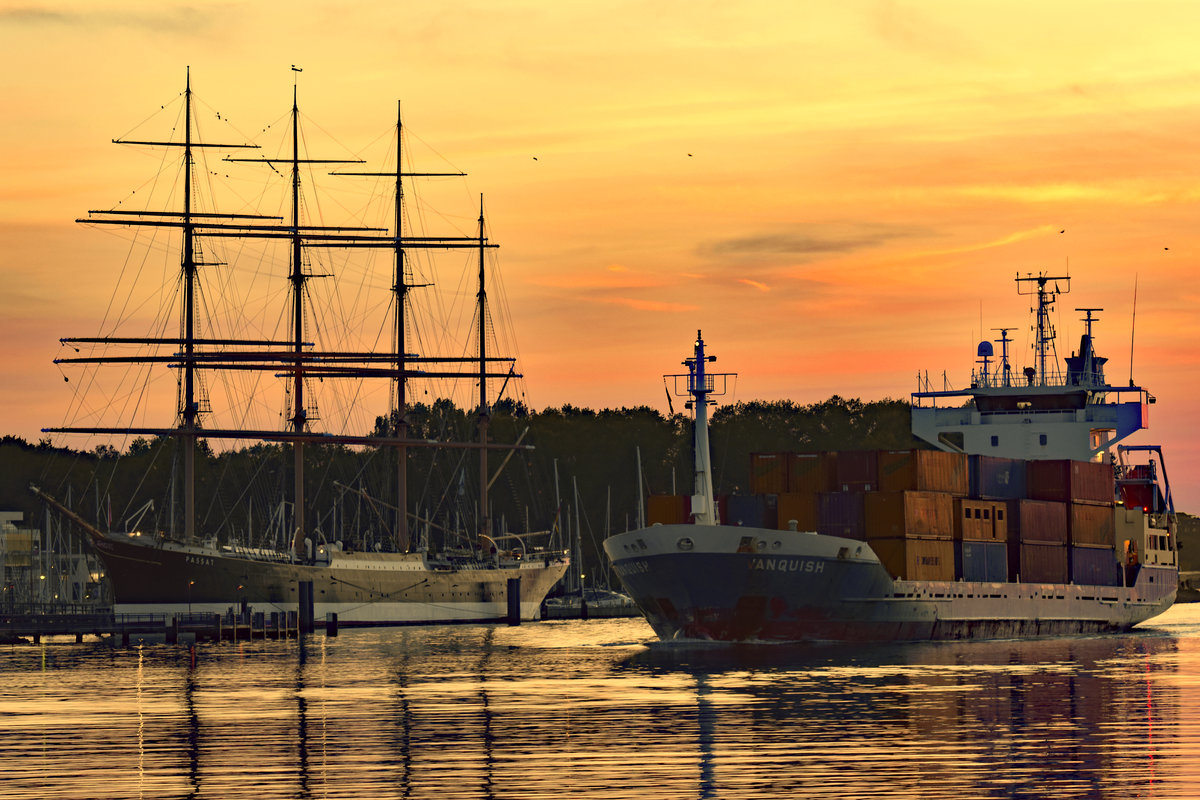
[1006,499,1068,544]
[818,492,866,540]
[871,537,955,581]
[836,450,878,491]
[1008,541,1068,583]
[1027,459,1115,506]
[864,491,955,540]
[646,494,689,526]
[787,452,836,494]
[878,450,968,495]
[749,452,788,494]
[954,498,1007,542]
[1068,502,1116,547]
[777,492,819,532]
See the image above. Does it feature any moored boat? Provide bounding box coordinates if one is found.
[604,275,1177,642]
[34,71,568,625]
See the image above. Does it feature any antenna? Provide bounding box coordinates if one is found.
[1129,273,1138,384]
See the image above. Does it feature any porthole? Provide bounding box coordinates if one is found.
[677,537,694,551]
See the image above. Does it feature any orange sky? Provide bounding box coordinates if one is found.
[2,1,1199,511]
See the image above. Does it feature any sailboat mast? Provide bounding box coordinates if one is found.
[289,79,307,559]
[394,103,409,552]
[182,68,197,544]
[477,198,489,540]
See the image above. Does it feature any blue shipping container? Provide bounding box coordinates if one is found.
[725,494,771,528]
[969,455,1027,500]
[817,492,865,540]
[956,540,1008,582]
[1070,545,1121,587]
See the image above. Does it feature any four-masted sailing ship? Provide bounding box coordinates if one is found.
[33,70,568,624]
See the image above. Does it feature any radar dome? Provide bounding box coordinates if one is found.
[977,341,994,357]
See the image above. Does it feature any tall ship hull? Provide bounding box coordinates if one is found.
[35,72,568,624]
[93,533,566,624]
[605,278,1179,643]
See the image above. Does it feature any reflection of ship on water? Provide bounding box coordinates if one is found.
[625,632,1182,797]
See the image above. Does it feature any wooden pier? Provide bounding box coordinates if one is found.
[0,609,309,645]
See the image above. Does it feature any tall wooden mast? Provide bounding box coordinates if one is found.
[477,198,489,540]
[181,67,198,543]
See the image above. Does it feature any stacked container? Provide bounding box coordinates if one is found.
[878,450,969,495]
[863,491,955,580]
[954,498,1009,581]
[647,494,690,526]
[776,492,819,532]
[1005,499,1069,583]
[836,450,878,493]
[969,455,1027,500]
[749,453,788,494]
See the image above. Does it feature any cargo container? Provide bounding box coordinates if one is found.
[725,494,775,528]
[787,452,836,494]
[749,452,788,494]
[817,492,866,540]
[836,450,878,491]
[1006,499,1068,544]
[955,540,1008,582]
[955,498,1008,542]
[777,492,819,532]
[1008,541,1068,584]
[1069,544,1121,587]
[968,455,1027,500]
[864,491,954,540]
[871,537,955,581]
[1068,502,1116,547]
[646,494,689,526]
[1026,459,1114,506]
[877,449,968,495]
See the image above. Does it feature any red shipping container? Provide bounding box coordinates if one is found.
[1006,499,1068,544]
[864,491,955,540]
[776,492,819,532]
[749,452,788,494]
[1068,502,1116,547]
[788,452,836,493]
[1008,541,1068,583]
[1027,459,1114,506]
[878,450,968,495]
[836,450,878,490]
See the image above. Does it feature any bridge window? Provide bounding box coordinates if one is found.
[991,435,999,447]
[1039,434,1048,446]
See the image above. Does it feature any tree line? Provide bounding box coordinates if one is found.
[0,395,920,589]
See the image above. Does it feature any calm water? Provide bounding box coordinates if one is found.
[3,607,1200,799]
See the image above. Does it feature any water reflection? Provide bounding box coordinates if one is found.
[0,613,1198,799]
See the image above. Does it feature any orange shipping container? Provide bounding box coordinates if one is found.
[870,537,955,581]
[864,491,955,540]
[646,495,688,526]
[787,452,836,493]
[749,452,788,494]
[878,450,969,496]
[1069,502,1117,547]
[954,498,1007,542]
[776,492,819,532]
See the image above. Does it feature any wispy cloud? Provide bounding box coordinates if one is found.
[0,5,212,34]
[597,297,699,313]
[700,223,930,262]
[737,278,770,292]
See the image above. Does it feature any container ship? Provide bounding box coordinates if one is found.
[603,274,1177,641]
[33,72,568,625]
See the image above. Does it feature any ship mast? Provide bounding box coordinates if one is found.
[181,69,198,542]
[477,199,490,540]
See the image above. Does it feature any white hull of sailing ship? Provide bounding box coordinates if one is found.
[604,276,1178,643]
[39,72,568,624]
